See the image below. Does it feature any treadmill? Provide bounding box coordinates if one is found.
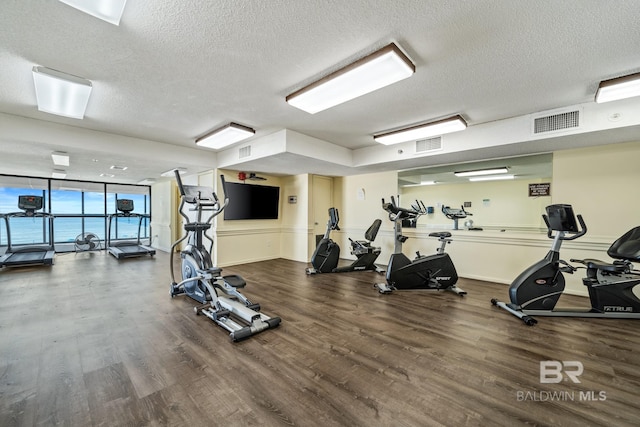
[107,199,155,259]
[0,195,55,268]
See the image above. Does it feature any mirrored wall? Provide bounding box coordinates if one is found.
[398,154,553,232]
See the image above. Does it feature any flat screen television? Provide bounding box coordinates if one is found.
[223,182,280,220]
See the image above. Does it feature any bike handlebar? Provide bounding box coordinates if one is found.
[543,213,587,240]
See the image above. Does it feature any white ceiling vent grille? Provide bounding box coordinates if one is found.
[533,110,580,134]
[238,145,251,159]
[415,136,442,153]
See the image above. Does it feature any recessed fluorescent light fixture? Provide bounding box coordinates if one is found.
[58,0,127,25]
[403,181,437,187]
[110,165,128,171]
[161,167,187,177]
[195,123,255,150]
[469,174,515,182]
[137,178,156,185]
[286,43,415,114]
[374,115,467,145]
[100,173,115,178]
[51,151,70,166]
[32,66,92,119]
[595,71,640,103]
[454,167,509,177]
[52,169,67,179]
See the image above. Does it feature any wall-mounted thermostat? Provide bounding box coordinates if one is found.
[288,196,297,204]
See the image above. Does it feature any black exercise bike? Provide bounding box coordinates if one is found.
[306,207,384,275]
[492,204,640,325]
[374,197,466,296]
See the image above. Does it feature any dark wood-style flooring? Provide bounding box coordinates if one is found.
[1,251,639,426]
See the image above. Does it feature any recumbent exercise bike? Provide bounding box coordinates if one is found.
[374,197,466,296]
[169,171,281,341]
[306,207,384,275]
[492,204,640,325]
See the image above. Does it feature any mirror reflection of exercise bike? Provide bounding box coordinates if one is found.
[169,172,281,341]
[442,205,479,230]
[374,197,466,296]
[492,204,640,325]
[306,207,384,275]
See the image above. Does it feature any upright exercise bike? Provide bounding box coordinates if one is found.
[374,197,466,296]
[491,204,640,325]
[306,207,384,275]
[169,171,281,341]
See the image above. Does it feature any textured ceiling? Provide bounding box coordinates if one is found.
[1,1,640,183]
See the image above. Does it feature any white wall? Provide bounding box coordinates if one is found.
[151,140,640,297]
[150,180,173,252]
[333,170,399,266]
[548,141,640,294]
[334,140,640,296]
[280,174,310,262]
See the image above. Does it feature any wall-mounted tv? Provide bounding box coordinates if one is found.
[223,182,280,220]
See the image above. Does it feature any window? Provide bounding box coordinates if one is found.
[1,174,151,251]
[0,176,49,246]
[107,184,150,240]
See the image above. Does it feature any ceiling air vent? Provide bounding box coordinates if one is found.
[415,136,442,153]
[533,110,580,134]
[238,145,251,159]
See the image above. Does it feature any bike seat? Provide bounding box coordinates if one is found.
[576,258,629,273]
[429,231,452,238]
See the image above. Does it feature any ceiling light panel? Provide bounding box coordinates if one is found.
[469,174,515,182]
[595,72,640,103]
[196,123,255,150]
[51,151,70,166]
[52,169,67,179]
[286,43,415,114]
[161,168,187,177]
[58,0,127,25]
[454,167,509,177]
[32,66,92,119]
[374,115,467,145]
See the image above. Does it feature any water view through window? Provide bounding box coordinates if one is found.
[0,176,151,249]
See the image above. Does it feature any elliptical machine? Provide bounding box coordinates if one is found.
[374,197,466,296]
[169,171,281,341]
[491,204,640,325]
[306,207,384,275]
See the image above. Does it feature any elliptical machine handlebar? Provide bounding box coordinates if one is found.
[173,170,229,222]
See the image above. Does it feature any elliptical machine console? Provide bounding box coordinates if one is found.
[374,196,466,296]
[169,171,281,341]
[491,204,640,325]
